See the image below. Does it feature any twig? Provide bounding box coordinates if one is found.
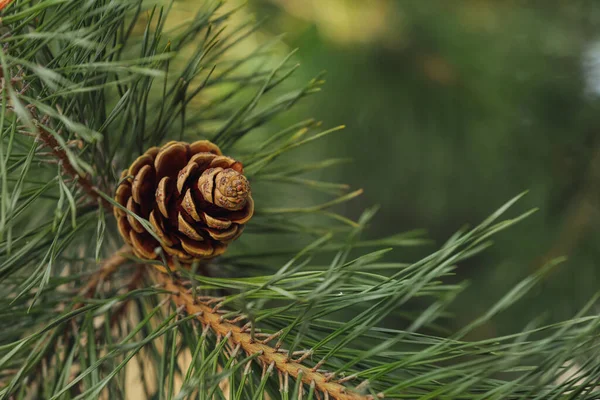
[107,265,145,326]
[5,37,366,396]
[151,269,372,400]
[5,247,135,393]
[76,245,131,308]
[3,61,111,210]
[36,126,112,211]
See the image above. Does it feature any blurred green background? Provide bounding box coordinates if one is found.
[245,0,600,336]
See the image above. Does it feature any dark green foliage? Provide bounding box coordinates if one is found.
[1,1,600,399]
[249,0,600,332]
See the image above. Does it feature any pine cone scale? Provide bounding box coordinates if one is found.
[181,190,202,221]
[177,163,199,194]
[204,212,232,229]
[126,198,145,233]
[189,140,222,155]
[180,235,213,257]
[155,143,188,180]
[132,164,155,204]
[178,213,204,241]
[149,210,175,247]
[129,230,158,259]
[117,217,131,243]
[114,184,131,219]
[114,140,253,267]
[156,176,173,219]
[128,154,153,177]
[225,197,254,224]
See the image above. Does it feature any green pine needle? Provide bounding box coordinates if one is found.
[0,1,599,399]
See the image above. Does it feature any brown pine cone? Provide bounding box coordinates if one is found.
[114,140,253,267]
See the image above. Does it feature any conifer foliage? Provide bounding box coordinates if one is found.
[1,1,600,399]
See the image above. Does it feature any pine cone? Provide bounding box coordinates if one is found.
[114,140,253,266]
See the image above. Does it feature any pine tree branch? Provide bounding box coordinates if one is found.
[13,47,371,396]
[77,244,131,302]
[106,265,145,326]
[4,246,135,394]
[3,67,112,211]
[36,125,112,211]
[151,269,378,400]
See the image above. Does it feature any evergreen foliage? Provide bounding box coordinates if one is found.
[1,1,599,399]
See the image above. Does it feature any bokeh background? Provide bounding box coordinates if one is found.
[244,0,600,337]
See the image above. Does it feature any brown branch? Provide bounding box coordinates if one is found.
[76,245,131,307]
[36,126,112,211]
[151,269,376,400]
[2,54,110,210]
[6,51,371,397]
[2,247,134,393]
[16,94,374,400]
[107,265,145,325]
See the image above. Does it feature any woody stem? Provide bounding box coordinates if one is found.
[36,126,112,211]
[27,94,366,398]
[151,269,370,400]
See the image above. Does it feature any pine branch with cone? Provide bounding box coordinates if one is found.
[2,1,600,399]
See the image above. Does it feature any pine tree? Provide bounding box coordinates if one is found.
[1,1,600,399]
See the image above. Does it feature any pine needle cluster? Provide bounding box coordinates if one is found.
[1,1,600,399]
